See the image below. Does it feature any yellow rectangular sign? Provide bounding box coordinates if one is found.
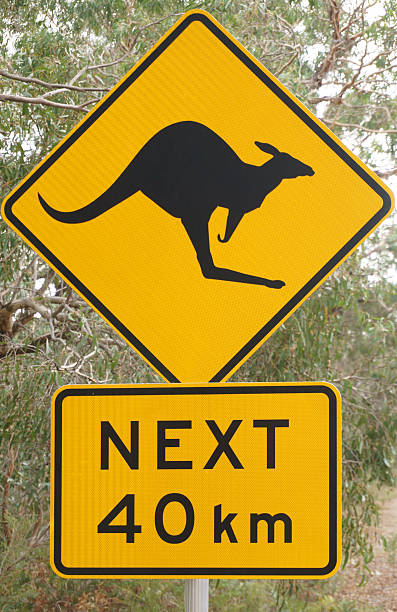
[51,383,341,578]
[2,10,392,382]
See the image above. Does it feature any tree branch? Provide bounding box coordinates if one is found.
[0,93,89,112]
[375,168,397,178]
[0,69,107,93]
[275,51,299,76]
[321,119,397,134]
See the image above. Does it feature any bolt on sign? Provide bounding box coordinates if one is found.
[51,383,341,579]
[2,11,393,383]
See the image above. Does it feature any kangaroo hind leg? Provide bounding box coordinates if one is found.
[181,216,285,288]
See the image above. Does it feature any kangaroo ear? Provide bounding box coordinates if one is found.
[255,142,279,156]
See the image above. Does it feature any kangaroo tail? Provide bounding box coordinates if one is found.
[38,168,138,223]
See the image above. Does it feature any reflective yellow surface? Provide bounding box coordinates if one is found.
[51,382,341,578]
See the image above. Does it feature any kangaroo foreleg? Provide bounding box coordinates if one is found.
[181,217,285,289]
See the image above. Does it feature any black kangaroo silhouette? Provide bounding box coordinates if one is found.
[38,121,314,288]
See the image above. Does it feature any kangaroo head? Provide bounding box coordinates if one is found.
[255,142,314,178]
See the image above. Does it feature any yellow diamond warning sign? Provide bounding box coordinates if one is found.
[2,11,393,382]
[51,383,341,579]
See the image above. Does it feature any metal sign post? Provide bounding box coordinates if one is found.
[185,579,209,612]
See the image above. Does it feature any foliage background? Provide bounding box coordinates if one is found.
[0,0,396,609]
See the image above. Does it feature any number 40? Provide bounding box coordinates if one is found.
[97,493,195,543]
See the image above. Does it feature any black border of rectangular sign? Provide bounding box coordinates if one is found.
[3,11,392,383]
[53,384,338,576]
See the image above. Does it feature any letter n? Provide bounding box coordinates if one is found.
[101,421,139,469]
